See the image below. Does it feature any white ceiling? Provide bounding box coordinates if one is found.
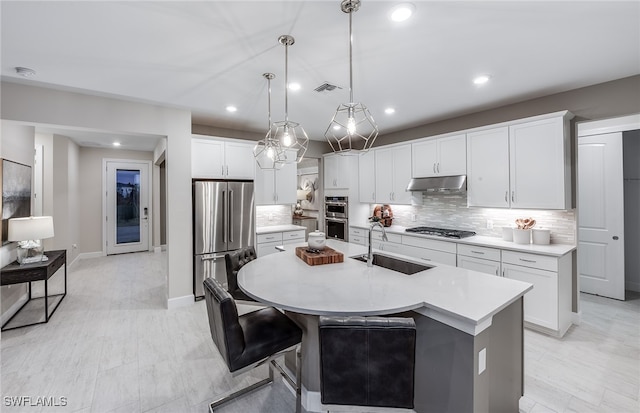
[2,1,639,151]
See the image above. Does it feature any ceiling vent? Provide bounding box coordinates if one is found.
[314,82,342,93]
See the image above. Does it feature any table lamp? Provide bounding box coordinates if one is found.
[8,216,55,264]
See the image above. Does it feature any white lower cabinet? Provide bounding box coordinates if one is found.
[256,230,305,257]
[457,244,501,276]
[400,235,457,266]
[502,250,572,337]
[349,226,369,246]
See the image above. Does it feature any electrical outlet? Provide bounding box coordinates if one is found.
[411,214,417,222]
[72,244,78,249]
[486,219,494,229]
[268,214,273,221]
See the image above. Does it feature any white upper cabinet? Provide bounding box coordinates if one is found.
[375,144,412,204]
[467,111,572,209]
[323,153,351,189]
[192,136,255,180]
[509,116,570,209]
[467,127,511,208]
[412,134,466,177]
[358,150,376,203]
[254,160,296,205]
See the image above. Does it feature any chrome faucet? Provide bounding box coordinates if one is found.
[368,221,388,267]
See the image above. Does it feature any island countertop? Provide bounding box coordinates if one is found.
[238,240,532,336]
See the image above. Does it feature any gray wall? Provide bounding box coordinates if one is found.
[624,130,640,291]
[376,75,640,146]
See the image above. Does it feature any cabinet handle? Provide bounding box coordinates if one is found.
[433,163,436,173]
[511,191,515,203]
[437,162,440,173]
[519,258,537,263]
[495,268,499,276]
[502,269,505,277]
[421,257,432,261]
[505,191,508,203]
[222,165,225,176]
[471,250,485,255]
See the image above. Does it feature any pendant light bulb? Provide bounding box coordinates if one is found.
[266,146,275,160]
[347,116,356,136]
[282,125,292,147]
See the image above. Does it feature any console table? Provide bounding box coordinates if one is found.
[1,249,67,331]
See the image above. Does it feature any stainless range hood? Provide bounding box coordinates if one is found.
[406,175,467,192]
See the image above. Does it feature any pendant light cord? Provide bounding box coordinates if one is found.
[284,42,289,123]
[349,9,354,104]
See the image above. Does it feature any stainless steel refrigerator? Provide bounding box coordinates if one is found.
[193,180,254,299]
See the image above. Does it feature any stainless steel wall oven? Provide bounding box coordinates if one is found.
[325,196,348,241]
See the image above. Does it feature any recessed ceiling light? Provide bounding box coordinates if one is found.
[473,75,491,85]
[113,142,121,147]
[389,3,415,22]
[15,67,36,77]
[226,105,238,113]
[288,82,301,91]
[333,125,341,131]
[385,107,396,114]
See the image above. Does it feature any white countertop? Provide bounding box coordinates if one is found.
[351,223,576,257]
[256,224,307,234]
[238,239,533,336]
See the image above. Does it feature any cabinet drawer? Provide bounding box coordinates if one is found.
[257,232,283,244]
[401,244,457,266]
[283,229,305,241]
[349,227,367,237]
[350,235,368,246]
[256,241,283,257]
[458,255,501,277]
[401,235,457,254]
[371,232,402,244]
[457,244,501,261]
[502,250,557,272]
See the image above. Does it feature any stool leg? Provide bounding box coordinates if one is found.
[296,345,302,413]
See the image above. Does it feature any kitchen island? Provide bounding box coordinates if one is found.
[238,240,532,412]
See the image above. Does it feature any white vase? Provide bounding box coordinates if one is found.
[512,229,532,244]
[532,229,551,245]
[502,227,514,241]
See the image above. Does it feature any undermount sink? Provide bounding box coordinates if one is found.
[351,253,433,275]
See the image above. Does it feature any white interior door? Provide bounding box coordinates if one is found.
[105,160,151,255]
[578,133,625,300]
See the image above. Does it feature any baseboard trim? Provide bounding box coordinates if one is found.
[572,311,582,326]
[0,291,29,326]
[167,294,194,310]
[76,251,104,261]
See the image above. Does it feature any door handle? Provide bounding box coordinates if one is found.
[201,254,225,261]
[222,190,227,243]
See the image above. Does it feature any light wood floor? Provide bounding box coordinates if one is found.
[1,252,638,413]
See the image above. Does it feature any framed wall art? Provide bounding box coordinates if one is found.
[2,159,32,244]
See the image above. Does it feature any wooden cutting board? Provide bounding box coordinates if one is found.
[295,246,344,266]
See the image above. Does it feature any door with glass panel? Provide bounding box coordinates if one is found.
[106,161,150,255]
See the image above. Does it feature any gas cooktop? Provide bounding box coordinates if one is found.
[405,226,476,239]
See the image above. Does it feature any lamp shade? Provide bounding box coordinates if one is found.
[8,216,55,241]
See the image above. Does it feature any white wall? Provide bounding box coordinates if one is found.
[0,121,35,318]
[1,82,192,306]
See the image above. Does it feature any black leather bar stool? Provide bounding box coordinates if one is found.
[319,315,416,412]
[225,246,258,303]
[203,277,302,412]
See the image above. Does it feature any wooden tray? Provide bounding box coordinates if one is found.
[295,246,344,266]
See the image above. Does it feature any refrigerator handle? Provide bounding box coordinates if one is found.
[221,190,227,243]
[229,189,234,243]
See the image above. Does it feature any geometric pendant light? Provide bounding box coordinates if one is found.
[254,72,285,170]
[272,34,309,164]
[325,0,379,153]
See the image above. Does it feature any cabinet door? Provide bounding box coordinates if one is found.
[254,168,275,205]
[275,161,297,204]
[458,256,501,276]
[467,127,510,207]
[412,140,438,177]
[225,141,255,179]
[509,117,567,209]
[192,138,225,178]
[392,145,412,204]
[503,263,558,330]
[324,154,350,189]
[374,147,394,203]
[437,134,466,176]
[358,150,376,203]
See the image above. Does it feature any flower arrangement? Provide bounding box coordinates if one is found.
[369,204,393,227]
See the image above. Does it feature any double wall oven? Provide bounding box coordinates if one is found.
[325,196,348,242]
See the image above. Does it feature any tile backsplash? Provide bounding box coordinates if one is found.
[256,205,292,227]
[371,193,576,244]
